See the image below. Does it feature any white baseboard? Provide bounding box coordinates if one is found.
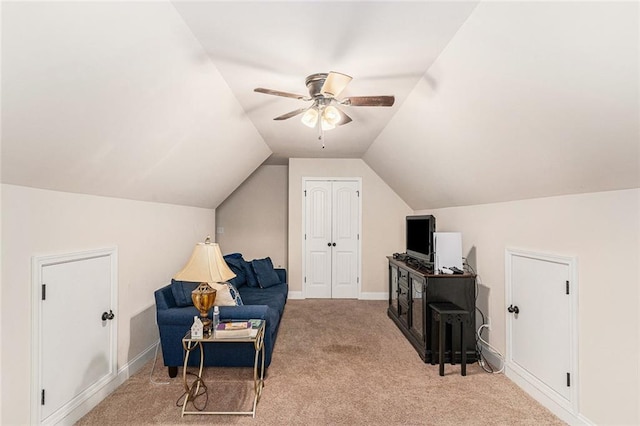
[52,340,158,426]
[478,341,593,425]
[287,292,387,300]
[505,364,594,426]
[358,292,388,300]
[288,290,304,299]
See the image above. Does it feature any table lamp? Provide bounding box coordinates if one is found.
[173,237,236,335]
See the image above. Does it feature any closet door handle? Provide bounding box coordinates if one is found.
[101,310,115,321]
[332,242,336,247]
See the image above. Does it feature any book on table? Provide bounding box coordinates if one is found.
[214,320,263,339]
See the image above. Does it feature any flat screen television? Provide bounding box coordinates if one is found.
[406,215,436,263]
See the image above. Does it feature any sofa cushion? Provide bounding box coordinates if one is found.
[251,257,281,288]
[170,279,198,307]
[223,253,247,288]
[238,283,288,316]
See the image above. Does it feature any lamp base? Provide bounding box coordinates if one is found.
[201,317,213,336]
[192,282,217,336]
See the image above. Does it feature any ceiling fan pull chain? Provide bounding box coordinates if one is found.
[317,114,325,148]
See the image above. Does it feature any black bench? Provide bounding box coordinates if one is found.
[429,302,470,376]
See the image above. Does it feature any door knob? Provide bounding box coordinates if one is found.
[327,242,331,247]
[507,305,520,314]
[332,242,336,247]
[101,310,115,321]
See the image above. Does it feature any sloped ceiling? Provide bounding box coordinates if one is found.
[2,1,638,210]
[1,1,271,209]
[365,1,639,209]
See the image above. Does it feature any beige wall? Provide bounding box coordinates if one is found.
[215,165,288,267]
[288,158,412,297]
[417,188,639,425]
[1,184,215,425]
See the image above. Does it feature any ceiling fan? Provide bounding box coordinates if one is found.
[254,71,395,131]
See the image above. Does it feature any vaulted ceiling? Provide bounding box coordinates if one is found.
[2,1,638,210]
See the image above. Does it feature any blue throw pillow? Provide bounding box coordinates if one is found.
[243,259,260,288]
[228,282,244,306]
[251,257,281,288]
[223,253,247,288]
[170,279,198,307]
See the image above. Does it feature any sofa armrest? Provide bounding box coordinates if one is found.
[275,268,287,284]
[154,284,176,310]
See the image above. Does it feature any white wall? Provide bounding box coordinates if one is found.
[288,158,412,297]
[417,188,639,425]
[1,184,215,425]
[0,181,3,424]
[216,165,288,267]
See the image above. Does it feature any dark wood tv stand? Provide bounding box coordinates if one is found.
[387,256,477,364]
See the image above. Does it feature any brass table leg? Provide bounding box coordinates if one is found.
[181,340,204,416]
[179,321,267,417]
[251,325,266,417]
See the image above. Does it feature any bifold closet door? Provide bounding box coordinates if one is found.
[304,179,359,298]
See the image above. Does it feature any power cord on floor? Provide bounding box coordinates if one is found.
[149,340,171,385]
[465,260,505,374]
[149,340,208,409]
[477,323,505,374]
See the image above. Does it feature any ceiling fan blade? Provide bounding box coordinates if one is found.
[273,107,309,121]
[321,71,352,98]
[342,96,395,107]
[254,87,310,101]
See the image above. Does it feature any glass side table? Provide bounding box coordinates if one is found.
[180,319,265,418]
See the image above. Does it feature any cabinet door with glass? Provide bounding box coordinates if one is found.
[409,273,426,346]
[388,263,399,317]
[397,267,410,327]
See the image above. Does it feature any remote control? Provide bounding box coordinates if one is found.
[449,266,464,274]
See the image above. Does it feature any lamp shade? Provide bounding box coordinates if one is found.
[173,240,236,283]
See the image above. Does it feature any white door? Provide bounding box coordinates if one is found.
[304,179,360,298]
[305,181,333,298]
[34,249,117,424]
[330,181,360,298]
[506,249,577,415]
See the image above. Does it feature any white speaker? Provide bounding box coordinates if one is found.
[434,232,463,273]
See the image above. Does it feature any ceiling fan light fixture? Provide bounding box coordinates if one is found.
[323,105,341,126]
[321,120,336,131]
[321,72,352,97]
[301,107,318,128]
[256,71,394,138]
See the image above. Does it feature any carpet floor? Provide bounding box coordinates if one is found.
[76,299,564,425]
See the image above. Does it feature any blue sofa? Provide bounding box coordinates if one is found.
[154,255,287,377]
